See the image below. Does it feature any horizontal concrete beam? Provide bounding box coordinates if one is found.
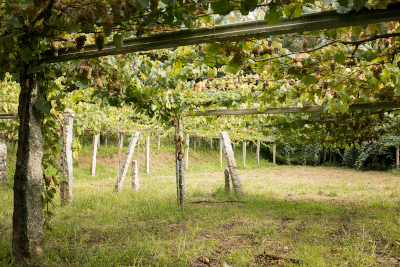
[39,2,400,64]
[183,102,400,116]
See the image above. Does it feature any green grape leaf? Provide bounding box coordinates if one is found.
[136,0,149,9]
[34,99,51,116]
[206,43,220,55]
[334,51,346,65]
[113,34,124,50]
[301,75,316,86]
[224,65,240,75]
[21,47,32,63]
[264,9,283,25]
[355,48,377,62]
[325,29,337,39]
[338,0,350,7]
[211,0,234,15]
[353,0,367,11]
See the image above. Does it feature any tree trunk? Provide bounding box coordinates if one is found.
[220,131,244,198]
[175,119,185,207]
[0,133,7,182]
[256,140,260,166]
[13,68,45,261]
[396,146,399,170]
[157,133,160,150]
[60,115,74,203]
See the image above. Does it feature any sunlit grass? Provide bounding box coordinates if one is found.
[1,137,400,266]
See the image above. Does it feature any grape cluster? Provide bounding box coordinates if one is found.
[94,78,104,90]
[25,5,39,21]
[10,3,22,18]
[94,0,108,18]
[54,1,73,13]
[78,66,93,80]
[108,80,123,96]
[302,39,309,52]
[233,52,244,66]
[329,61,335,71]
[376,88,397,103]
[33,0,46,8]
[370,64,383,80]
[252,47,260,57]
[75,5,96,30]
[150,0,159,13]
[124,0,137,18]
[102,14,113,36]
[198,44,205,52]
[260,47,274,56]
[52,42,61,56]
[135,26,145,37]
[75,35,87,51]
[111,0,124,23]
[343,60,356,67]
[95,35,105,51]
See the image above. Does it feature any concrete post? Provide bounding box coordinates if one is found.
[115,132,139,192]
[0,134,7,182]
[220,131,244,198]
[146,135,150,173]
[224,168,230,193]
[60,114,74,203]
[90,133,99,176]
[132,160,139,190]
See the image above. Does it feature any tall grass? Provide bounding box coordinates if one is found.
[1,137,400,266]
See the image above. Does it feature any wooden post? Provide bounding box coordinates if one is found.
[60,114,74,203]
[193,135,197,150]
[0,134,7,182]
[397,146,399,170]
[210,137,213,148]
[90,133,99,176]
[157,133,160,150]
[175,118,185,206]
[185,133,189,170]
[256,140,260,166]
[220,131,244,198]
[220,138,223,168]
[105,134,108,146]
[243,140,246,168]
[132,160,139,190]
[115,132,139,192]
[146,135,150,173]
[273,144,276,164]
[117,132,124,179]
[224,168,230,193]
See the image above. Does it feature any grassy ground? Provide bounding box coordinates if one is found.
[1,137,400,266]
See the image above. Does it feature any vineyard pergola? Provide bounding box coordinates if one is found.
[2,0,400,263]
